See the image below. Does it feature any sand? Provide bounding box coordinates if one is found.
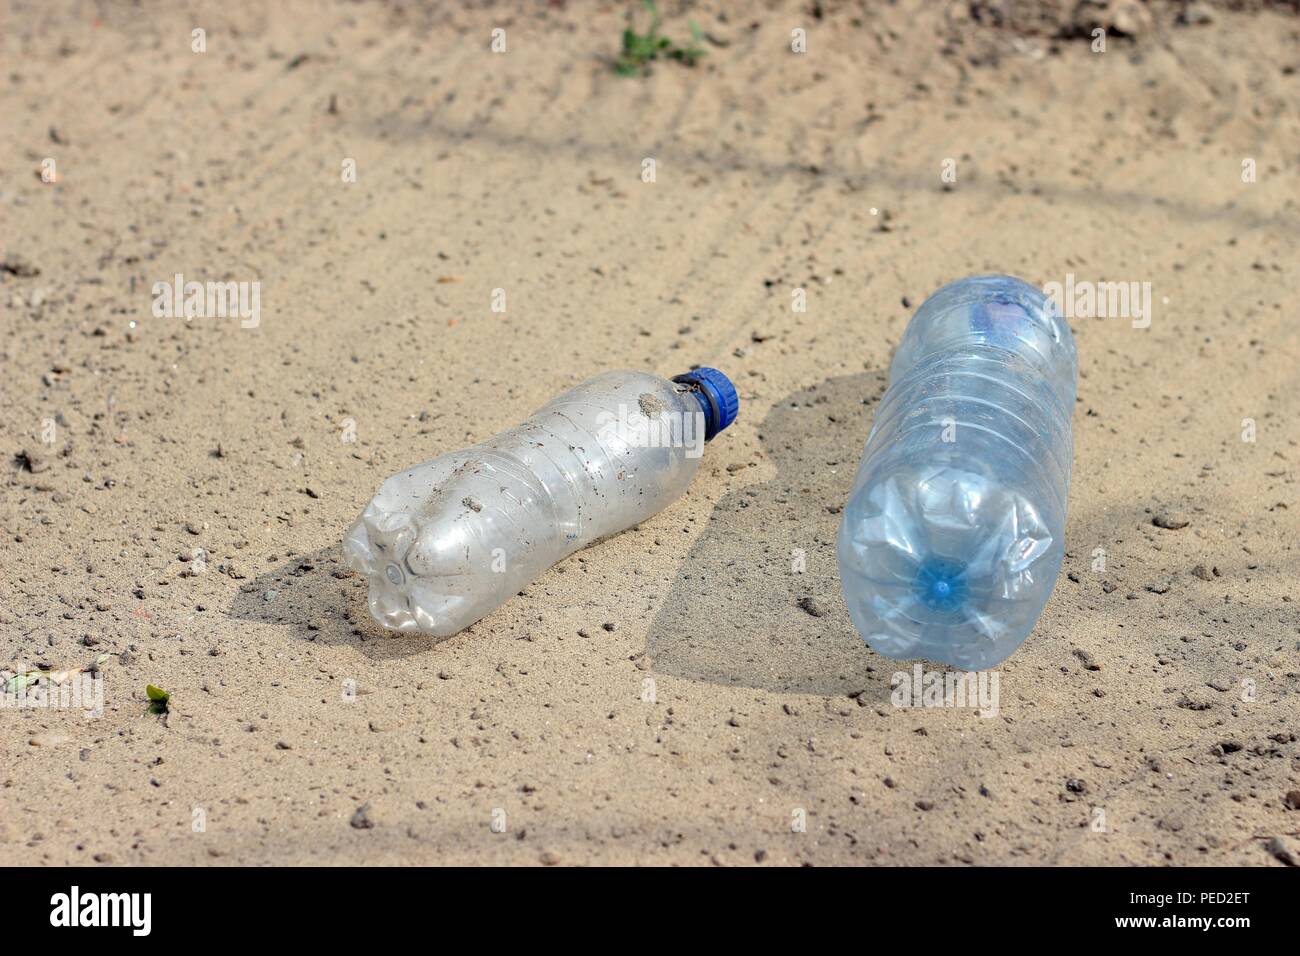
[2,0,1298,866]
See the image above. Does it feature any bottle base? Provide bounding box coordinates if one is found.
[836,467,1064,671]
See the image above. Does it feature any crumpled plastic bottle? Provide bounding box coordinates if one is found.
[345,367,738,636]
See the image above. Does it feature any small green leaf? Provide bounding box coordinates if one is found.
[146,684,169,702]
[145,683,170,715]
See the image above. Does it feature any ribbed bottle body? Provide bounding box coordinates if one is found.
[837,276,1077,669]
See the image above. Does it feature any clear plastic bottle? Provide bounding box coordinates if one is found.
[836,275,1077,670]
[344,368,739,636]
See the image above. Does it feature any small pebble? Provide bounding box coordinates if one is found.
[797,596,826,617]
[1265,836,1297,866]
[350,804,375,829]
[1072,648,1101,671]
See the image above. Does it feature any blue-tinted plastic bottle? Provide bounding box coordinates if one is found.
[836,276,1077,670]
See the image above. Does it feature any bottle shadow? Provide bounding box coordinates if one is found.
[645,370,889,696]
[227,545,450,660]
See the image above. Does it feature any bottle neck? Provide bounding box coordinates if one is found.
[671,368,738,442]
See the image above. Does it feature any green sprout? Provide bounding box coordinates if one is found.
[145,683,170,715]
[615,1,705,76]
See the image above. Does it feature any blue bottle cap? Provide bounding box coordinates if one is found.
[673,367,739,441]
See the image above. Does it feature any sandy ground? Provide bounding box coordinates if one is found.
[2,0,1299,866]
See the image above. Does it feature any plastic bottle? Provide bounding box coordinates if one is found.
[344,368,739,636]
[836,275,1077,670]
